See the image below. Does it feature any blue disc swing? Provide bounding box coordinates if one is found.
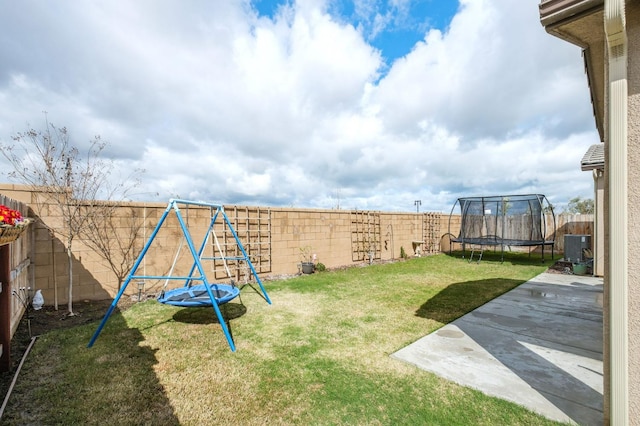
[157,283,239,307]
[88,199,272,352]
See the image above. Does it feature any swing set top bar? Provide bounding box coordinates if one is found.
[169,198,225,210]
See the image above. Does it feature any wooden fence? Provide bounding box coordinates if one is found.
[546,213,594,251]
[0,195,33,372]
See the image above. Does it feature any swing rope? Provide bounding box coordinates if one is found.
[160,236,185,297]
[161,204,189,297]
[211,226,235,286]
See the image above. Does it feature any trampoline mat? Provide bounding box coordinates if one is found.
[451,238,554,247]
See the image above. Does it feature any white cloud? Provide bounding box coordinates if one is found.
[0,0,598,213]
[373,0,591,140]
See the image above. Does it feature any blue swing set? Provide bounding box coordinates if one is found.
[87,199,272,351]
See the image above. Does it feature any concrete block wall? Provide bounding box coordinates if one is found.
[1,184,587,305]
[6,192,450,303]
[269,208,354,276]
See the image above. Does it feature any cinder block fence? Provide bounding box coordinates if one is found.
[0,184,593,309]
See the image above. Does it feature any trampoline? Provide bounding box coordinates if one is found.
[157,283,240,307]
[448,194,556,262]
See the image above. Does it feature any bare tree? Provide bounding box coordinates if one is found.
[80,205,145,292]
[1,117,142,315]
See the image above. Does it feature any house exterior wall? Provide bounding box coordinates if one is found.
[626,1,640,419]
[602,2,639,421]
[603,71,610,420]
[540,1,640,421]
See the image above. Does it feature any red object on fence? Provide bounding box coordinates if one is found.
[0,205,23,226]
[0,205,29,246]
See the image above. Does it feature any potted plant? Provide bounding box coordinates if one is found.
[299,246,315,274]
[0,204,31,246]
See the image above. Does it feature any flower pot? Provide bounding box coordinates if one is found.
[301,262,315,274]
[572,263,588,275]
[0,219,31,246]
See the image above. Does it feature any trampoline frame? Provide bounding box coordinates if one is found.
[88,199,272,352]
[447,194,556,262]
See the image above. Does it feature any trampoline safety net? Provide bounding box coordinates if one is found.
[448,194,556,261]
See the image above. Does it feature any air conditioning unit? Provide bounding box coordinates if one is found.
[564,235,591,263]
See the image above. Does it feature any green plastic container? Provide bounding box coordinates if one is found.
[572,263,588,275]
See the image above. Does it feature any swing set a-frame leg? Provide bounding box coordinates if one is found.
[88,202,173,348]
[87,275,133,347]
[88,279,238,351]
[212,301,236,352]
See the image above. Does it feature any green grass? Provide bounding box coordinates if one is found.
[3,252,562,425]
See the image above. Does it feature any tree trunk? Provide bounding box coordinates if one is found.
[67,238,74,316]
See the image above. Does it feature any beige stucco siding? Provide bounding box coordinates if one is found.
[541,1,640,421]
[628,2,640,420]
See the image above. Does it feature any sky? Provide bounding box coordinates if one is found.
[0,0,599,213]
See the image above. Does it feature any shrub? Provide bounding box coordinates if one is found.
[400,246,408,259]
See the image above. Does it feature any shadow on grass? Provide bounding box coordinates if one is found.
[415,278,524,324]
[3,306,181,425]
[445,250,555,266]
[172,302,247,324]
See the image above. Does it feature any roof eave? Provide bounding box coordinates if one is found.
[539,0,604,31]
[539,0,606,142]
[581,163,604,171]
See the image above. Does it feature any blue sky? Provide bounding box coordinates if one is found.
[0,0,597,212]
[252,0,460,66]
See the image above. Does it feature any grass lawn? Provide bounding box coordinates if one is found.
[2,252,564,425]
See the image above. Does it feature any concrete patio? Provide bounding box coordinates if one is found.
[392,272,603,425]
